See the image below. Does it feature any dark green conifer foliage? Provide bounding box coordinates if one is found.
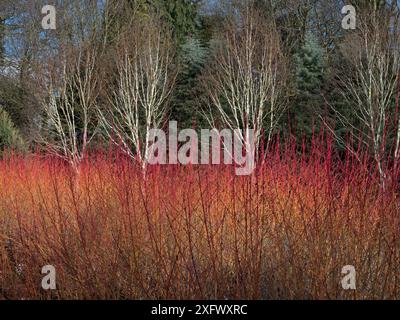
[0,107,25,156]
[293,32,325,139]
[170,37,208,128]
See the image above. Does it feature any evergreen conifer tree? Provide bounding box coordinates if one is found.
[0,17,4,66]
[293,32,325,139]
[0,107,25,156]
[170,37,208,128]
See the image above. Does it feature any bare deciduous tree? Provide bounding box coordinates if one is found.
[334,7,400,184]
[98,15,176,169]
[203,4,287,157]
[37,1,108,169]
[41,44,99,169]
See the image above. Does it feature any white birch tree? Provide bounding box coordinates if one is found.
[98,15,176,169]
[336,8,400,185]
[41,45,99,170]
[203,4,287,159]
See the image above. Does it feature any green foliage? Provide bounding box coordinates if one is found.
[117,0,200,45]
[170,36,208,128]
[292,32,325,138]
[0,77,38,138]
[0,17,4,66]
[160,0,201,44]
[295,33,324,93]
[0,107,25,155]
